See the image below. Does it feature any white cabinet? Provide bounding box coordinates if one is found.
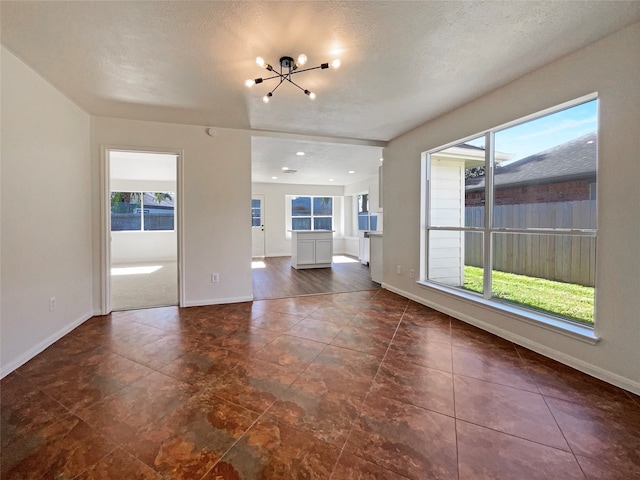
[290,230,333,269]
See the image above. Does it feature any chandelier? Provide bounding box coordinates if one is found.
[245,54,341,103]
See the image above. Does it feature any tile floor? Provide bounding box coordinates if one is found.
[2,290,639,479]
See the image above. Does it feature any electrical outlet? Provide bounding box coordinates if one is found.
[211,273,219,283]
[396,265,402,275]
[410,269,415,279]
[49,297,56,311]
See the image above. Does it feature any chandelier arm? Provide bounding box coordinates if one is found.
[288,64,325,76]
[269,77,286,94]
[285,78,307,93]
[261,73,285,82]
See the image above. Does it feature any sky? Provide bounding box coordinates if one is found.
[466,99,597,164]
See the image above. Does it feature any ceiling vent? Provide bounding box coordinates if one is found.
[283,169,298,174]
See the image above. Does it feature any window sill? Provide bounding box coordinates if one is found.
[416,280,600,345]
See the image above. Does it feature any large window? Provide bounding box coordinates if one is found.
[291,196,333,230]
[357,194,378,231]
[111,192,175,231]
[422,97,597,327]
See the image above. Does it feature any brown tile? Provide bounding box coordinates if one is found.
[248,310,305,332]
[349,310,403,329]
[74,447,162,480]
[129,392,259,479]
[451,320,516,353]
[254,335,326,372]
[545,396,640,476]
[118,306,184,333]
[304,345,381,398]
[179,315,243,344]
[387,335,452,372]
[306,305,358,324]
[517,346,637,410]
[0,413,116,480]
[76,371,195,447]
[395,318,451,345]
[159,343,242,386]
[346,394,457,480]
[331,325,394,357]
[452,344,539,392]
[457,420,585,480]
[454,375,569,450]
[204,358,300,413]
[575,454,639,480]
[73,315,170,355]
[287,318,345,343]
[115,333,201,370]
[203,417,340,479]
[267,373,365,447]
[1,373,68,450]
[331,451,411,479]
[18,349,154,412]
[212,325,280,354]
[372,358,454,416]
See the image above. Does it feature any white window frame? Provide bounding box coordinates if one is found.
[419,94,599,343]
[110,191,176,232]
[289,196,334,231]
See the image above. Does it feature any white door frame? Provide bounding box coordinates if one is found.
[100,145,185,314]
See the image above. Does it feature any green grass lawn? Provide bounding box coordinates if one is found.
[463,266,594,325]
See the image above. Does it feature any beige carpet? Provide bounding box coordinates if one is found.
[110,261,178,311]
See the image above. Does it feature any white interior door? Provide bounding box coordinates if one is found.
[252,195,265,257]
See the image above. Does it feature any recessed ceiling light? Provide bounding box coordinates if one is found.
[380,158,384,162]
[282,167,289,171]
[329,178,335,182]
[272,176,278,179]
[296,151,305,156]
[348,170,355,174]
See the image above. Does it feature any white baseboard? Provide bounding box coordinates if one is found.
[0,311,94,379]
[182,295,254,307]
[384,284,640,396]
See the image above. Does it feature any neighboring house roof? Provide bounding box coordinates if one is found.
[466,132,597,191]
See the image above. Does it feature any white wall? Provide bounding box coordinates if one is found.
[92,119,253,308]
[110,178,177,264]
[251,182,344,257]
[1,47,93,376]
[383,23,640,393]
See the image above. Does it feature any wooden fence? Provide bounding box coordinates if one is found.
[465,200,596,287]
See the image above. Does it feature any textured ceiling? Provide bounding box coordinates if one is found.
[2,1,640,185]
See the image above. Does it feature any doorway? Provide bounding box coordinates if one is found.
[106,150,180,311]
[252,194,265,257]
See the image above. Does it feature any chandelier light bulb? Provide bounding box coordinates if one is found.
[331,59,341,69]
[256,56,265,67]
[309,92,317,100]
[245,79,255,87]
[297,54,308,66]
[262,93,272,103]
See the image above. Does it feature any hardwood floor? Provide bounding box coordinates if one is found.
[252,255,380,300]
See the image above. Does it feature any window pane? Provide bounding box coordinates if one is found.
[314,217,332,230]
[313,197,332,216]
[370,213,378,231]
[292,217,311,230]
[143,192,175,231]
[463,231,484,295]
[430,136,485,228]
[251,209,261,227]
[358,213,369,231]
[358,194,369,213]
[292,197,311,216]
[493,100,597,229]
[428,230,483,292]
[492,232,594,325]
[110,192,141,231]
[251,199,260,209]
